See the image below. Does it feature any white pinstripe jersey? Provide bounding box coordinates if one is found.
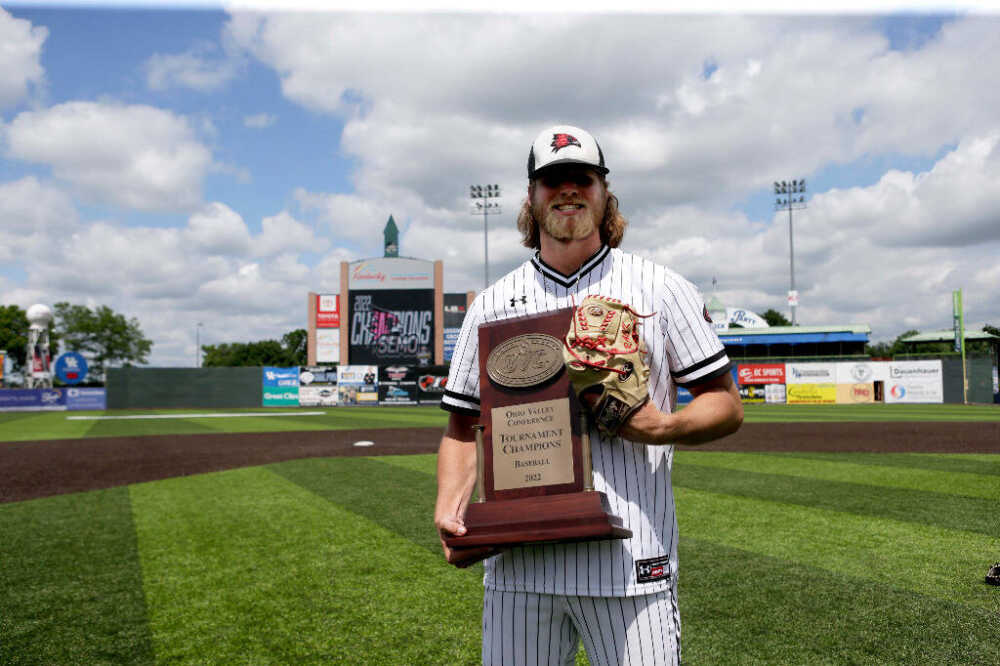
[442,245,731,597]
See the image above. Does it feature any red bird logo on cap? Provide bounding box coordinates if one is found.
[550,133,582,153]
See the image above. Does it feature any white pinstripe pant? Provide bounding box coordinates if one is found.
[482,587,681,666]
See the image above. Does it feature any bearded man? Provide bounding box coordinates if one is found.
[436,124,743,665]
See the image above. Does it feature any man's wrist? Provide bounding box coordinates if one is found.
[651,410,680,445]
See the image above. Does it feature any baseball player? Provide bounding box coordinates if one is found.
[435,125,743,665]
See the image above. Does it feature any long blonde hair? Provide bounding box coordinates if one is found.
[516,186,626,250]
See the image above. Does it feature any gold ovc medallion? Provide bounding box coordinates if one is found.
[486,333,564,388]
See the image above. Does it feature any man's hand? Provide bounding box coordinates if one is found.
[435,412,480,565]
[434,507,468,563]
[435,477,500,568]
[618,372,743,446]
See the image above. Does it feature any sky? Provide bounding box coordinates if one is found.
[1,3,999,367]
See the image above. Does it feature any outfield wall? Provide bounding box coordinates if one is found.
[104,365,450,410]
[107,367,262,409]
[940,356,995,404]
[99,356,997,410]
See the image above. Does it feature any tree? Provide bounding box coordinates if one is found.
[865,329,920,358]
[282,329,308,366]
[0,304,59,375]
[201,329,308,367]
[0,305,30,372]
[984,324,1000,338]
[53,303,152,379]
[761,308,791,327]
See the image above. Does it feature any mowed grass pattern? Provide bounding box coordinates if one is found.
[2,449,999,663]
[0,406,451,442]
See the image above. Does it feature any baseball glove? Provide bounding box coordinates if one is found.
[986,563,1000,586]
[564,295,651,435]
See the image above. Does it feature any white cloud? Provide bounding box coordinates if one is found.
[4,196,331,363]
[625,134,1000,340]
[224,12,1000,345]
[144,42,240,92]
[226,13,1000,207]
[0,8,46,109]
[184,202,253,255]
[4,101,212,211]
[255,210,329,256]
[0,176,77,234]
[8,12,1000,366]
[0,177,78,263]
[243,112,276,128]
[294,188,400,244]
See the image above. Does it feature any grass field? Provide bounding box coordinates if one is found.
[2,402,999,442]
[1,404,998,664]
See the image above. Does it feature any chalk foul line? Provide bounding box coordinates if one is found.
[66,411,327,421]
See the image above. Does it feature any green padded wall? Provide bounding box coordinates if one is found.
[107,367,263,409]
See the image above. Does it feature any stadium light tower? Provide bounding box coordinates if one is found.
[470,184,501,290]
[774,179,807,326]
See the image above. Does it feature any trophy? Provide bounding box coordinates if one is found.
[444,307,631,564]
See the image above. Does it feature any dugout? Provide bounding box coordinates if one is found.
[718,325,871,361]
[107,367,263,409]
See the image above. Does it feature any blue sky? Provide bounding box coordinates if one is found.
[2,5,999,366]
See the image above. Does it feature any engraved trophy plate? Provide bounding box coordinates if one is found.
[491,398,574,490]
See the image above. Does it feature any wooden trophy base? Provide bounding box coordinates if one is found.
[445,491,632,553]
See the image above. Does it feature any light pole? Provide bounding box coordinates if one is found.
[470,184,501,290]
[196,322,203,367]
[774,179,807,326]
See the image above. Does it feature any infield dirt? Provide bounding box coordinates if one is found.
[2,421,997,504]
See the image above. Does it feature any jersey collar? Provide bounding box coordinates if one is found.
[531,244,610,288]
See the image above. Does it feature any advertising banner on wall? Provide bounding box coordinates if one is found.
[416,370,447,405]
[348,289,435,366]
[885,360,943,403]
[444,330,460,363]
[737,363,786,385]
[726,308,769,329]
[787,383,837,404]
[66,387,107,410]
[765,383,787,404]
[0,388,66,411]
[316,294,340,328]
[337,365,379,406]
[836,383,875,404]
[54,352,89,385]
[299,366,338,406]
[316,329,340,364]
[785,362,837,384]
[262,366,300,406]
[443,293,468,363]
[738,384,767,403]
[835,362,888,384]
[379,365,418,405]
[348,257,435,290]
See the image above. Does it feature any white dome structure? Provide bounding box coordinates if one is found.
[26,303,53,328]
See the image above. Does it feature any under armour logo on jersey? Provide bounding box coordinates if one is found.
[550,133,581,153]
[509,295,528,307]
[636,555,671,583]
